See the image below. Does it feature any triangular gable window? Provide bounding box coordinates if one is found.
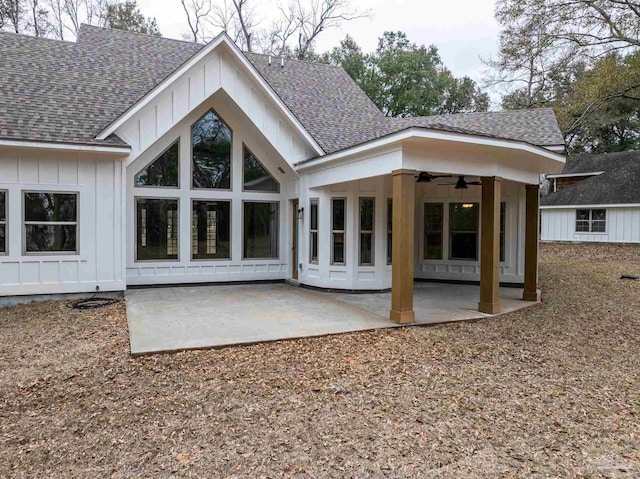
[135,140,179,187]
[243,145,280,193]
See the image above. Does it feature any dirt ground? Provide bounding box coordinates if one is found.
[1,243,639,478]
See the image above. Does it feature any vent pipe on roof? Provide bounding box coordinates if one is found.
[281,56,284,68]
[268,55,272,66]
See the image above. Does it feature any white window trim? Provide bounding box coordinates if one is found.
[331,197,346,266]
[190,199,232,261]
[22,191,79,256]
[190,109,234,192]
[0,190,7,255]
[359,197,375,266]
[309,198,319,264]
[575,208,607,234]
[242,143,281,194]
[448,202,480,261]
[134,197,181,263]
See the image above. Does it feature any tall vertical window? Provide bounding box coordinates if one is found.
[359,198,375,265]
[24,192,78,254]
[136,198,179,261]
[135,140,179,187]
[331,198,346,265]
[192,110,232,189]
[0,191,6,254]
[243,202,279,258]
[449,203,479,260]
[424,203,443,260]
[500,202,506,262]
[192,200,231,260]
[243,145,280,193]
[576,209,606,233]
[309,199,319,263]
[387,198,392,265]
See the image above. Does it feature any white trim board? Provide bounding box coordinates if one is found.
[295,127,566,171]
[541,204,640,209]
[547,171,603,178]
[95,32,324,157]
[0,138,130,155]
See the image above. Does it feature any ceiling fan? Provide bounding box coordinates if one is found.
[439,175,482,189]
[415,172,453,183]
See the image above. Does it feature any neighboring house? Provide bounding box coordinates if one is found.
[0,26,566,322]
[541,150,640,244]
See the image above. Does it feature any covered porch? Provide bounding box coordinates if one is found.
[295,128,566,323]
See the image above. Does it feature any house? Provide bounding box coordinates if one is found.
[541,150,640,244]
[0,26,566,322]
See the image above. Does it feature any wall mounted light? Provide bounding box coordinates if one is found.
[297,207,304,220]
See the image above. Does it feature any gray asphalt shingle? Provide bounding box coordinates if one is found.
[0,25,564,154]
[541,150,640,206]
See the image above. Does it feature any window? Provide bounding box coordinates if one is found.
[310,199,319,263]
[192,110,232,189]
[23,192,78,254]
[500,202,506,262]
[0,191,6,254]
[135,140,179,187]
[387,199,392,265]
[192,200,231,260]
[331,198,346,265]
[243,202,279,258]
[424,203,443,260]
[449,203,479,260]
[243,145,280,193]
[576,209,606,233]
[359,198,375,265]
[136,198,179,261]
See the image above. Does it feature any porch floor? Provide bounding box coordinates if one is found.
[126,282,535,354]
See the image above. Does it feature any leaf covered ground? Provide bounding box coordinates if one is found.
[1,243,639,478]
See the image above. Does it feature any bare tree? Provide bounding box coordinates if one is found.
[1,0,25,33]
[26,0,48,36]
[43,0,65,38]
[62,0,107,36]
[180,0,211,43]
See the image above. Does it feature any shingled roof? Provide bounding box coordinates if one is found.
[0,25,565,154]
[541,150,640,206]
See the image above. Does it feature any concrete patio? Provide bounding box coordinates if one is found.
[126,282,535,354]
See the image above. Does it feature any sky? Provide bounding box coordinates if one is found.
[137,0,500,95]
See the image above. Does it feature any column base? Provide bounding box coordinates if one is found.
[478,301,501,314]
[522,290,539,302]
[390,309,415,324]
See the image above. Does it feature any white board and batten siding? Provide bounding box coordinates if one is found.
[115,45,316,170]
[541,206,640,243]
[0,150,126,296]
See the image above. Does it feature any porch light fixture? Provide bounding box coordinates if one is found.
[462,203,475,208]
[297,207,304,220]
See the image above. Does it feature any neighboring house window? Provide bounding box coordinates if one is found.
[387,199,392,265]
[192,110,232,189]
[309,199,319,263]
[24,192,78,254]
[243,145,279,193]
[424,203,443,260]
[576,209,606,233]
[500,202,506,262]
[135,140,179,187]
[331,198,346,265]
[0,191,6,254]
[192,200,231,260]
[243,202,279,258]
[359,198,375,265]
[136,198,179,261]
[449,203,479,260]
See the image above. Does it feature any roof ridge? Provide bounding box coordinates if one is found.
[78,23,202,46]
[243,50,343,69]
[0,29,75,45]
